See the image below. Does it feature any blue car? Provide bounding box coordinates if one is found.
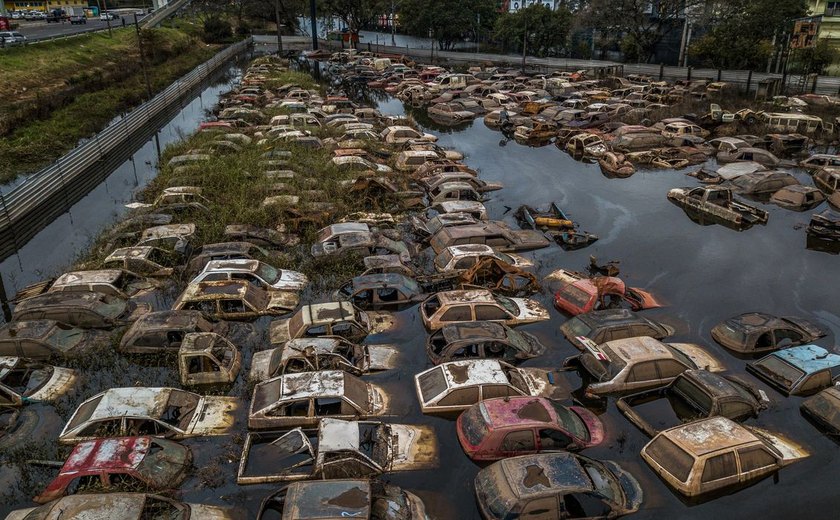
[747,344,840,396]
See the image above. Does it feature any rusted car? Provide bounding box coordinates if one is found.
[641,416,807,498]
[426,322,545,365]
[248,370,388,430]
[224,223,300,248]
[722,171,799,198]
[474,453,643,519]
[381,125,437,144]
[59,387,239,444]
[15,269,156,301]
[119,310,230,355]
[799,153,840,170]
[311,230,411,262]
[801,386,840,437]
[249,337,398,381]
[173,280,298,320]
[103,246,180,277]
[238,418,436,484]
[0,320,107,360]
[414,359,569,415]
[770,185,825,211]
[178,333,241,388]
[34,437,191,504]
[425,181,483,206]
[0,357,77,406]
[457,396,604,461]
[334,273,425,310]
[429,222,550,254]
[808,209,840,241]
[617,370,765,438]
[185,242,269,275]
[549,269,661,316]
[420,289,549,331]
[513,120,558,141]
[667,186,769,227]
[256,479,428,520]
[717,147,780,167]
[746,344,840,396]
[418,172,504,194]
[269,302,394,346]
[135,223,195,255]
[191,259,308,292]
[12,291,150,329]
[433,244,531,273]
[814,167,840,205]
[560,309,675,351]
[565,133,608,158]
[5,493,243,520]
[710,312,826,355]
[598,152,636,178]
[567,336,724,397]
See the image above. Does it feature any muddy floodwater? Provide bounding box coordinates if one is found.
[3,82,840,519]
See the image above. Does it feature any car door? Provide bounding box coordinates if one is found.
[499,429,538,457]
[736,446,780,485]
[219,298,250,319]
[622,361,660,392]
[698,451,740,494]
[519,496,560,519]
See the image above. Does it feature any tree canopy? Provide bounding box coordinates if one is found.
[493,3,573,57]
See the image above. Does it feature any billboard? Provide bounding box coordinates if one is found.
[508,0,556,12]
[790,18,820,49]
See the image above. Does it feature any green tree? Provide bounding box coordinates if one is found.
[493,4,573,57]
[323,0,390,47]
[398,0,498,50]
[690,0,808,69]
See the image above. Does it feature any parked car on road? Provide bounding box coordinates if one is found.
[0,31,26,46]
[69,14,86,24]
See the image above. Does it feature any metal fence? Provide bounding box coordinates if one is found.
[0,37,252,263]
[142,0,191,29]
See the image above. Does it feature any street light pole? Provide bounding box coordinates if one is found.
[309,0,318,50]
[391,0,396,46]
[476,13,480,54]
[521,23,527,70]
[102,0,112,37]
[274,0,283,56]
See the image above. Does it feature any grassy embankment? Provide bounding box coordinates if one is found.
[0,26,223,184]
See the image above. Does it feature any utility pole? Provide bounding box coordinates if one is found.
[678,16,689,68]
[476,13,480,54]
[309,0,318,50]
[391,0,396,46]
[102,0,112,37]
[521,23,527,70]
[274,0,283,56]
[134,13,153,100]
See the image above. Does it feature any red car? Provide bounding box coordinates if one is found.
[34,436,191,504]
[456,396,604,461]
[551,269,661,316]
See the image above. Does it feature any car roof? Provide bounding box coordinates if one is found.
[348,273,420,293]
[498,452,592,498]
[296,302,358,325]
[280,337,346,361]
[680,370,752,400]
[725,312,786,332]
[0,320,61,341]
[442,321,508,342]
[436,289,495,305]
[179,332,226,354]
[14,290,114,311]
[443,244,495,256]
[661,416,759,457]
[84,387,182,422]
[283,480,371,520]
[131,310,204,330]
[433,359,510,388]
[179,280,252,301]
[260,370,348,402]
[481,397,558,429]
[601,336,672,362]
[576,308,646,327]
[62,437,151,473]
[202,258,262,274]
[53,269,129,287]
[318,418,368,453]
[764,345,840,375]
[31,494,152,519]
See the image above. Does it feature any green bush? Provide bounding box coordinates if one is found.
[203,16,233,44]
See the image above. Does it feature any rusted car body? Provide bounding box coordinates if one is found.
[0,357,77,406]
[34,437,191,504]
[641,416,808,498]
[667,186,769,227]
[185,242,269,275]
[12,291,150,329]
[474,453,643,519]
[191,259,308,292]
[248,370,388,429]
[429,222,550,254]
[256,479,428,520]
[249,337,398,381]
[770,185,825,211]
[103,246,180,277]
[598,152,636,178]
[223,223,300,248]
[568,336,724,397]
[710,312,825,354]
[459,258,541,296]
[801,386,840,437]
[59,387,239,444]
[178,333,241,387]
[5,493,243,520]
[617,370,765,437]
[456,396,604,461]
[173,280,298,320]
[119,310,230,355]
[433,244,531,273]
[722,171,799,198]
[237,418,437,484]
[269,302,394,346]
[0,320,107,360]
[549,269,661,316]
[426,322,545,365]
[746,344,840,396]
[334,273,425,310]
[420,289,549,331]
[414,359,569,415]
[15,269,156,301]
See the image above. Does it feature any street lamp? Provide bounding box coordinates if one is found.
[274,0,283,55]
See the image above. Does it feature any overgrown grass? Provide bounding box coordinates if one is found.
[0,26,221,184]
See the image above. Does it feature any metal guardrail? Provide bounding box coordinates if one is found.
[142,0,191,29]
[0,37,252,262]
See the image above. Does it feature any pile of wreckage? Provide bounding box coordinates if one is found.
[2,50,840,520]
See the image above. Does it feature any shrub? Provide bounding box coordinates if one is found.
[203,16,232,44]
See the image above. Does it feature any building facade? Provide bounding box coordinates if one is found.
[807,1,840,50]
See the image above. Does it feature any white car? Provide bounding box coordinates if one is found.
[190,259,308,292]
[331,155,392,174]
[433,244,532,273]
[99,12,118,20]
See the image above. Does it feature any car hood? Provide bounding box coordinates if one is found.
[267,291,300,313]
[388,424,439,471]
[269,319,292,345]
[505,252,533,268]
[367,343,400,371]
[782,316,827,340]
[748,426,809,464]
[187,396,240,435]
[26,367,78,402]
[521,368,572,400]
[603,460,644,514]
[274,270,309,291]
[511,297,550,324]
[570,405,605,446]
[668,343,725,372]
[249,350,276,382]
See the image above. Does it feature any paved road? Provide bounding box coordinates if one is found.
[15,16,146,41]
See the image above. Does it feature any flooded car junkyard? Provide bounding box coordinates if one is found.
[2,49,840,520]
